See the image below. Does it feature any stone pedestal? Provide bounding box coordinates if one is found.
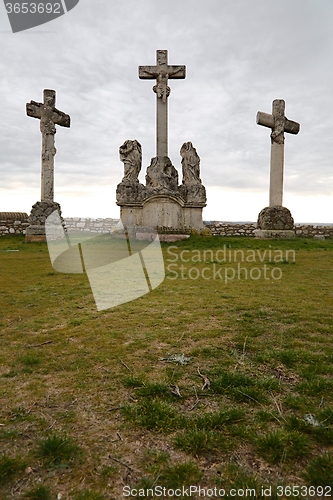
[25,200,64,243]
[254,229,296,239]
[119,195,206,232]
[254,205,295,239]
[117,143,207,233]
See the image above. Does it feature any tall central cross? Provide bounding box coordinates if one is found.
[257,99,300,207]
[26,89,70,202]
[139,50,186,158]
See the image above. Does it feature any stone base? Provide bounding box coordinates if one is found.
[25,200,63,243]
[313,234,325,240]
[25,226,48,243]
[254,229,296,239]
[119,195,205,232]
[25,236,49,243]
[158,234,191,242]
[257,205,294,231]
[135,232,190,242]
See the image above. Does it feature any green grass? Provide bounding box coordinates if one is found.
[174,428,225,455]
[194,408,245,429]
[24,486,52,500]
[34,434,82,467]
[72,491,107,500]
[133,458,202,495]
[303,453,333,487]
[122,399,184,432]
[1,235,333,497]
[0,455,26,485]
[256,430,310,464]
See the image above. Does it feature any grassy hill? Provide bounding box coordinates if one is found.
[0,235,332,499]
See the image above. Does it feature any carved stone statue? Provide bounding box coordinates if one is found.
[116,181,146,205]
[180,142,202,185]
[139,50,185,107]
[119,140,142,182]
[146,156,178,192]
[153,72,170,103]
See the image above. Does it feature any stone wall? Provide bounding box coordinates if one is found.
[205,222,256,236]
[205,222,333,238]
[64,218,121,233]
[294,225,333,238]
[1,215,333,238]
[0,213,29,236]
[0,215,120,236]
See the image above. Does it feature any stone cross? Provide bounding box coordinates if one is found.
[26,89,70,202]
[257,99,300,206]
[139,50,186,158]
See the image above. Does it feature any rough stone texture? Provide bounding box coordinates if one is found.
[0,212,28,220]
[136,232,190,242]
[254,229,296,239]
[205,222,257,237]
[139,50,185,157]
[204,222,333,238]
[116,139,146,205]
[119,139,142,182]
[179,142,207,206]
[117,143,206,231]
[64,218,121,233]
[26,89,70,202]
[257,205,294,230]
[257,99,300,208]
[2,216,333,239]
[117,62,207,231]
[25,201,64,242]
[146,156,179,191]
[180,142,202,185]
[120,51,205,232]
[116,180,146,205]
[0,213,29,236]
[25,89,70,243]
[118,191,206,232]
[295,225,333,237]
[178,184,207,206]
[158,234,191,242]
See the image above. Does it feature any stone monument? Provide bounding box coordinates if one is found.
[255,99,299,238]
[25,89,70,242]
[116,50,206,232]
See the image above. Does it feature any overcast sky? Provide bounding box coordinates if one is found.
[0,0,333,222]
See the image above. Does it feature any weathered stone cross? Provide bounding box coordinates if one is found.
[26,89,70,202]
[139,50,186,158]
[257,99,300,206]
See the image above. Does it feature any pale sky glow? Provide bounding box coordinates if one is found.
[1,0,333,222]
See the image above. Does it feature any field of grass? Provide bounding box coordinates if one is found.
[0,234,333,499]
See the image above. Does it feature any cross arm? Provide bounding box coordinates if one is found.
[52,108,70,128]
[139,66,158,79]
[26,100,42,119]
[139,65,186,80]
[167,65,186,79]
[26,101,70,128]
[256,111,300,135]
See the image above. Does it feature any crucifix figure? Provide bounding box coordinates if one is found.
[139,50,186,158]
[257,99,300,207]
[26,89,70,202]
